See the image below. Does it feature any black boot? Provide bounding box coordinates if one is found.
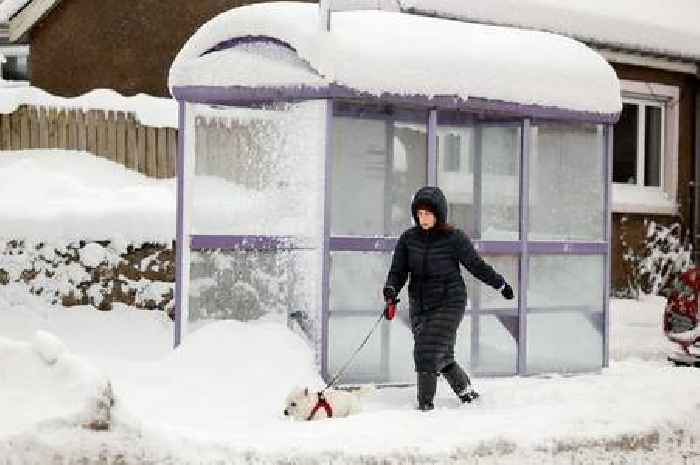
[416,372,437,411]
[441,362,480,403]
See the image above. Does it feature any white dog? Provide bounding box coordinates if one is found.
[283,385,374,421]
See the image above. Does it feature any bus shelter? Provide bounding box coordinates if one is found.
[169,2,621,381]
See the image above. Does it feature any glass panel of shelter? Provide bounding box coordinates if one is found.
[186,102,326,338]
[434,111,522,376]
[328,103,428,383]
[526,121,607,374]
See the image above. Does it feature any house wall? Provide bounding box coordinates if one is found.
[27,0,308,97]
[609,63,699,293]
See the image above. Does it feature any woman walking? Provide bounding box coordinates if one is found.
[383,186,514,411]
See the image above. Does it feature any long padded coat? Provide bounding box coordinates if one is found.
[385,186,505,373]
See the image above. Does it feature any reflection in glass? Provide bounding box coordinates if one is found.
[437,117,519,240]
[331,110,427,237]
[188,249,320,333]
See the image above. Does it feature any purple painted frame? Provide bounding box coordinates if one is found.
[603,125,613,368]
[518,119,530,374]
[172,85,619,125]
[174,100,186,348]
[190,235,310,250]
[321,100,334,381]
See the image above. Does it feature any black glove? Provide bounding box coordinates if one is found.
[383,285,397,303]
[501,282,514,300]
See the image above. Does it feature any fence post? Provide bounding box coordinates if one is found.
[127,114,138,171]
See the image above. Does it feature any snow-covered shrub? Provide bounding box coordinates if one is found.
[620,218,693,298]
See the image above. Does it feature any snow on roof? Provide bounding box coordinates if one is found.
[0,0,29,22]
[170,2,621,116]
[400,0,700,62]
[170,41,329,90]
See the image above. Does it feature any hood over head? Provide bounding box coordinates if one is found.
[411,186,448,226]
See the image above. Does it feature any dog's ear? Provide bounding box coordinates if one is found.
[304,387,309,396]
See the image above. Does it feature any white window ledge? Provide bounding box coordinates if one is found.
[612,183,677,215]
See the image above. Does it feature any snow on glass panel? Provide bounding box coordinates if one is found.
[188,249,320,333]
[328,251,414,383]
[527,255,604,372]
[437,117,520,240]
[331,105,427,237]
[191,101,325,236]
[529,122,604,241]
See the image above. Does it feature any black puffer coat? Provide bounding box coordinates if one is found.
[385,186,505,372]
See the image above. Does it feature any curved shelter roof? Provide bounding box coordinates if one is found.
[170,2,621,122]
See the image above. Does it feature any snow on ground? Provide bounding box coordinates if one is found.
[0,150,175,242]
[0,149,323,240]
[0,148,698,463]
[1,287,699,464]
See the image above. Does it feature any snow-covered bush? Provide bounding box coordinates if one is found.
[620,218,693,298]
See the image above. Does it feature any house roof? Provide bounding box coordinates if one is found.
[170,2,621,119]
[399,0,700,62]
[0,0,30,22]
[0,0,61,41]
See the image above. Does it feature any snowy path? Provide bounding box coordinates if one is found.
[1,292,700,464]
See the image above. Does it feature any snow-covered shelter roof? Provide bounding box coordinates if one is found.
[170,2,621,122]
[399,0,700,62]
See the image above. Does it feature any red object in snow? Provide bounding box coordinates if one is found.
[664,267,700,366]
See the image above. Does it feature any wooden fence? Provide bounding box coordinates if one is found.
[0,105,177,178]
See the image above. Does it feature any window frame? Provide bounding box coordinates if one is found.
[0,44,30,83]
[616,97,665,189]
[612,80,679,215]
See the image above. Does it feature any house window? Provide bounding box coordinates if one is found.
[613,100,664,187]
[612,80,679,215]
[0,45,30,82]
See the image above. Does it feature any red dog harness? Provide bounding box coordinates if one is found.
[306,391,333,420]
